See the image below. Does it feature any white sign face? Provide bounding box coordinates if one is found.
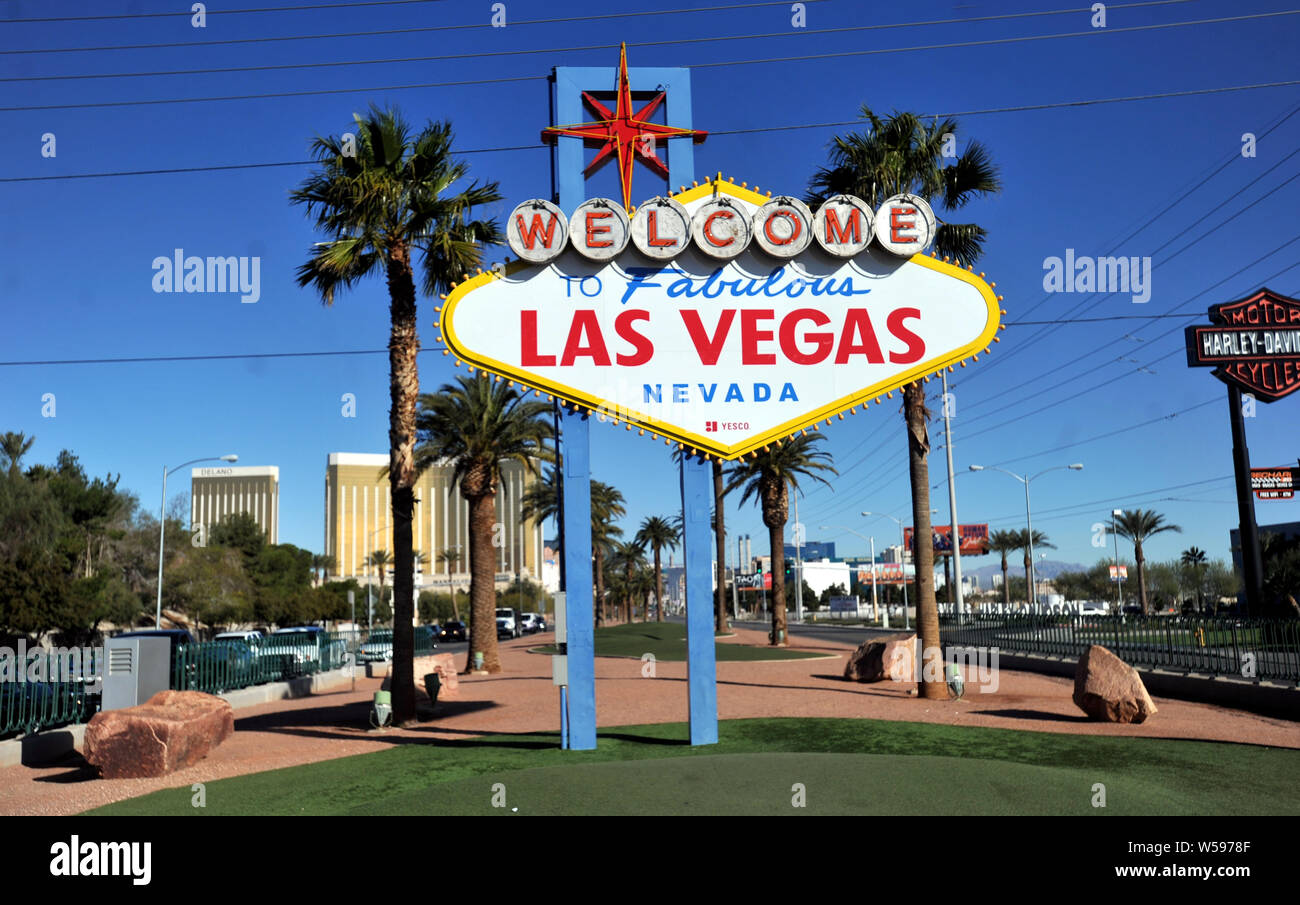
[444,182,999,460]
[569,198,630,261]
[875,193,937,256]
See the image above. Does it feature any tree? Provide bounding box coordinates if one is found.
[0,432,34,478]
[1016,529,1055,605]
[436,547,463,621]
[210,512,266,559]
[589,480,625,627]
[725,434,835,646]
[634,516,679,622]
[413,374,553,674]
[292,105,501,724]
[810,106,1001,696]
[1260,532,1300,617]
[818,583,847,609]
[988,530,1020,609]
[607,540,646,623]
[1180,546,1208,611]
[311,553,336,586]
[713,461,729,633]
[1114,509,1182,615]
[366,549,394,594]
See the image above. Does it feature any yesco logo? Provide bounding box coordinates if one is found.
[151,248,261,303]
[49,836,151,886]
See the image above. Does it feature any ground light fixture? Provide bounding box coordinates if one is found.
[155,454,239,628]
[967,464,1083,609]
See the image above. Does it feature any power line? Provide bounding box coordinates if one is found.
[1006,313,1217,325]
[0,0,1188,55]
[1,0,450,22]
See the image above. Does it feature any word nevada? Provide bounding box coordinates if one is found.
[506,192,937,264]
[151,249,261,303]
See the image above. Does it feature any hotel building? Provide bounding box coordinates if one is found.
[324,453,544,587]
[190,465,280,543]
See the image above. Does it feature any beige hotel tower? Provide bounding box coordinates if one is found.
[191,465,280,543]
[324,453,543,586]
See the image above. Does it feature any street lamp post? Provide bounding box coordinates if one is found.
[861,510,933,630]
[1111,508,1124,612]
[156,454,238,628]
[968,464,1083,610]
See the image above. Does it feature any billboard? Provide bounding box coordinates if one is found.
[1251,466,1297,500]
[440,177,1001,460]
[1184,288,1300,402]
[903,524,990,556]
[856,564,907,585]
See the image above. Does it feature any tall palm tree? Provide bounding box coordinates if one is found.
[312,553,336,587]
[1180,546,1208,612]
[292,105,501,723]
[414,374,553,673]
[808,106,1001,698]
[590,481,626,626]
[366,549,393,594]
[634,516,680,622]
[1016,529,1055,606]
[672,449,732,631]
[725,435,836,646]
[437,546,463,621]
[608,540,646,623]
[1,431,35,477]
[988,530,1020,609]
[1114,509,1182,615]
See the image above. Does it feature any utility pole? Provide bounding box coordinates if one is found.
[793,493,803,623]
[1111,508,1124,613]
[941,371,966,617]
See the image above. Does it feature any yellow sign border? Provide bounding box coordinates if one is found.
[439,177,1003,460]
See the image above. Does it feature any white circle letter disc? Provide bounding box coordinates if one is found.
[506,199,568,264]
[692,199,751,260]
[631,196,691,260]
[875,193,936,256]
[752,196,813,258]
[569,198,630,261]
[813,195,874,258]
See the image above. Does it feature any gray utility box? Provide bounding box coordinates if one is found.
[102,637,171,711]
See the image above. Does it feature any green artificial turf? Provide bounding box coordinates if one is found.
[531,620,826,661]
[88,717,1300,817]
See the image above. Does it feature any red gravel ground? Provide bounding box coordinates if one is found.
[2,626,1296,816]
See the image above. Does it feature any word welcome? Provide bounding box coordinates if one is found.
[151,249,261,304]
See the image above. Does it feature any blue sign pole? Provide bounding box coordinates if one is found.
[681,455,719,745]
[559,408,596,750]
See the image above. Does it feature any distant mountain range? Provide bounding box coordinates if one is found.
[965,560,1087,581]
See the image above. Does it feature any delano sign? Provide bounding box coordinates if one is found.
[439,176,1002,460]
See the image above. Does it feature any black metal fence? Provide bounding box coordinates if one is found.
[938,613,1300,683]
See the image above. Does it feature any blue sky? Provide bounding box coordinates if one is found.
[2,0,1298,574]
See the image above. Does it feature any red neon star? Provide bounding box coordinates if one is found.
[542,43,707,210]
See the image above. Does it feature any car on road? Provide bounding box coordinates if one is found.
[358,626,437,663]
[439,621,466,642]
[520,613,543,633]
[266,626,349,673]
[496,618,513,640]
[495,608,521,639]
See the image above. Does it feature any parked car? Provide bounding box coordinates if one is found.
[212,630,264,644]
[519,613,542,633]
[496,618,513,640]
[357,629,394,664]
[266,626,349,673]
[439,621,466,642]
[495,608,521,639]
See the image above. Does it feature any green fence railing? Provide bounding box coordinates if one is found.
[938,613,1300,682]
[0,650,102,739]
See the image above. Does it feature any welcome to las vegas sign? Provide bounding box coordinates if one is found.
[437,176,1003,460]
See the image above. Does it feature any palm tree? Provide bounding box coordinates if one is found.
[437,546,463,621]
[312,553,336,587]
[1,431,35,477]
[725,435,836,646]
[590,481,626,626]
[634,516,680,622]
[1114,509,1182,615]
[1016,529,1055,606]
[608,540,646,623]
[1180,546,1208,612]
[672,449,732,631]
[809,106,1000,697]
[291,105,501,723]
[366,549,393,593]
[988,529,1020,609]
[414,374,553,673]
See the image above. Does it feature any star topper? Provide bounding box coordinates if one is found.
[542,43,708,210]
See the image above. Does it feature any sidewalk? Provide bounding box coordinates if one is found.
[1,626,1296,815]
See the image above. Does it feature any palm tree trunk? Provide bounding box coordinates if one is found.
[594,548,606,627]
[1136,541,1148,615]
[714,461,729,634]
[1000,553,1010,608]
[904,381,945,700]
[1022,551,1031,605]
[653,547,664,622]
[466,489,502,672]
[385,243,418,724]
[767,520,787,646]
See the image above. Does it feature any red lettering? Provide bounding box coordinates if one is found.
[822,207,861,245]
[646,210,677,248]
[514,213,559,250]
[680,310,736,365]
[887,307,925,363]
[763,210,802,246]
[560,310,611,366]
[614,309,654,366]
[585,211,613,248]
[835,310,885,364]
[889,206,918,244]
[741,309,776,365]
[519,310,555,366]
[702,210,735,247]
[778,309,833,365]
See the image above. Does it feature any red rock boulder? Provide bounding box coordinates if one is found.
[844,633,916,683]
[84,690,234,779]
[1073,645,1158,723]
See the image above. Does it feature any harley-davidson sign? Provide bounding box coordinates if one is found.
[439,177,1001,460]
[1185,288,1300,402]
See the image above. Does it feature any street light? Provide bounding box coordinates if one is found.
[156,454,238,628]
[1111,508,1124,612]
[820,526,877,621]
[862,511,916,630]
[968,463,1082,610]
